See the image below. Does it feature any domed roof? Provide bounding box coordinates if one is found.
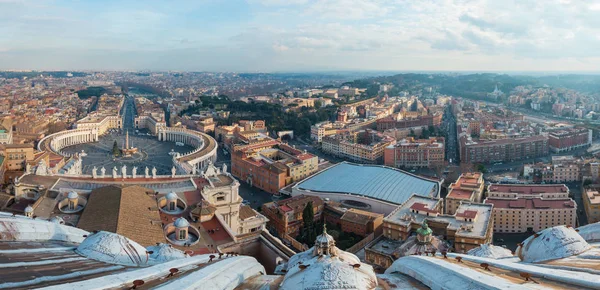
[577,222,600,242]
[467,244,513,259]
[281,245,377,290]
[517,226,591,263]
[24,205,33,213]
[315,225,335,246]
[67,191,79,199]
[166,192,178,201]
[146,243,189,263]
[174,217,190,228]
[75,231,149,267]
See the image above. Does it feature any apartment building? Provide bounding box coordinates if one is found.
[583,189,600,224]
[261,194,324,237]
[383,137,445,169]
[548,128,592,153]
[459,133,548,164]
[323,202,384,237]
[231,140,318,194]
[321,129,394,164]
[484,184,576,233]
[365,195,493,268]
[445,172,485,215]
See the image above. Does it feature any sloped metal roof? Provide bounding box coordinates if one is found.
[296,162,439,204]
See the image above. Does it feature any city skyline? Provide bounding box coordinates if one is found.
[2,0,600,72]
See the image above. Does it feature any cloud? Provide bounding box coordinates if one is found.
[1,0,600,71]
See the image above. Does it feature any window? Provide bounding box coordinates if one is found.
[178,229,187,240]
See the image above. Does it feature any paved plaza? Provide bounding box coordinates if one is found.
[61,131,194,175]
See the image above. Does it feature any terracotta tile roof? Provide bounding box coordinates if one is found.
[77,185,165,247]
[488,184,568,194]
[456,210,478,219]
[340,208,382,225]
[409,202,438,214]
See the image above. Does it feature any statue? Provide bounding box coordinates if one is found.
[100,166,106,178]
[25,163,31,174]
[222,163,227,173]
[121,165,127,178]
[132,166,137,179]
[192,166,197,175]
[145,166,150,178]
[92,166,98,178]
[152,167,157,179]
[112,167,118,179]
[171,166,177,178]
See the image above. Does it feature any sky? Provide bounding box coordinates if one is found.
[1,0,600,72]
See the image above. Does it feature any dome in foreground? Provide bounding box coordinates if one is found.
[147,243,189,263]
[76,231,149,267]
[577,222,600,243]
[516,226,591,263]
[280,225,378,290]
[467,244,513,259]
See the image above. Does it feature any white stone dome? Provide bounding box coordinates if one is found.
[174,217,190,228]
[67,191,79,199]
[146,243,189,263]
[467,244,513,259]
[517,226,591,263]
[76,231,149,267]
[577,222,600,242]
[24,205,33,213]
[166,192,178,201]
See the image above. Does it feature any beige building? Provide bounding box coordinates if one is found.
[583,189,600,224]
[445,172,485,215]
[2,144,34,171]
[0,116,13,144]
[321,129,394,164]
[76,114,122,135]
[383,137,445,169]
[365,195,493,268]
[484,184,577,233]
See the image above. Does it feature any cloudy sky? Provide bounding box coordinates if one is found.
[1,0,599,72]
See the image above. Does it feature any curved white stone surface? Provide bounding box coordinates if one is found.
[0,215,87,244]
[75,231,150,267]
[153,256,265,290]
[517,226,591,263]
[385,256,524,290]
[146,243,189,263]
[578,222,600,243]
[467,244,513,259]
[281,246,376,290]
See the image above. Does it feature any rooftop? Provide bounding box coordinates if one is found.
[485,198,576,210]
[295,162,439,205]
[488,184,568,195]
[386,195,493,238]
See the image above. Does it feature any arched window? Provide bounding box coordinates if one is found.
[178,229,187,240]
[169,201,176,211]
[68,200,75,210]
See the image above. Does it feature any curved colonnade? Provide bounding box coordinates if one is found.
[158,127,218,174]
[38,127,217,175]
[38,128,100,156]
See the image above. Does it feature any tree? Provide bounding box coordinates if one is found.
[314,100,323,109]
[302,201,316,243]
[476,164,487,173]
[112,140,120,157]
